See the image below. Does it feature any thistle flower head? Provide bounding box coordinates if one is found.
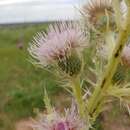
[31,106,85,130]
[82,0,113,30]
[28,22,87,76]
[121,45,130,67]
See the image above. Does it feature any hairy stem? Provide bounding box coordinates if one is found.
[112,0,122,30]
[87,2,130,123]
[44,87,52,113]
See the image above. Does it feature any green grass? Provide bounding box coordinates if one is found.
[0,24,61,130]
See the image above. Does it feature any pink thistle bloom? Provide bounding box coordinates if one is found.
[28,22,87,67]
[30,106,86,130]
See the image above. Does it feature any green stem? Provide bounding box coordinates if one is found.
[71,76,85,118]
[87,3,130,123]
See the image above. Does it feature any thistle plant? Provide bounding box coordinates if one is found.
[28,0,130,130]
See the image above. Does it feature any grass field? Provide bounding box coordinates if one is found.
[0,24,62,130]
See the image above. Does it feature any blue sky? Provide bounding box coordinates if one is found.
[0,0,85,24]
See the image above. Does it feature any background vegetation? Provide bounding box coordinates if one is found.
[0,24,62,130]
[0,23,130,130]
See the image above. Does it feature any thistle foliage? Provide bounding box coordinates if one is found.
[28,0,130,130]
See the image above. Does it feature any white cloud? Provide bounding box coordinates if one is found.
[0,4,80,24]
[0,0,81,5]
[0,0,84,24]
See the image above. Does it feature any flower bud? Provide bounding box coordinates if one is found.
[121,45,130,67]
[58,53,82,76]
